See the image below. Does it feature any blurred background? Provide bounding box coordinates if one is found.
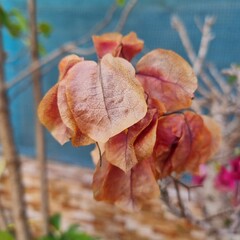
[1,1,240,239]
[2,0,240,167]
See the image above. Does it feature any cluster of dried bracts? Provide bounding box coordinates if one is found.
[38,32,221,211]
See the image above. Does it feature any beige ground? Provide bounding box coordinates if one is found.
[0,156,206,240]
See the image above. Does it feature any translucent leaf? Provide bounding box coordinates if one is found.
[38,22,52,38]
[92,32,144,61]
[105,109,156,172]
[93,155,160,211]
[66,54,147,143]
[136,49,198,112]
[154,111,220,177]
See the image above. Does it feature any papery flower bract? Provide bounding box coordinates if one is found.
[92,32,144,61]
[215,166,236,192]
[230,156,240,180]
[92,154,160,211]
[38,53,147,144]
[191,164,207,185]
[136,49,198,112]
[38,55,92,146]
[105,109,157,172]
[154,111,220,178]
[38,31,222,211]
[66,54,147,143]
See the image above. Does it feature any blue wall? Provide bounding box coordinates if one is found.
[1,0,240,167]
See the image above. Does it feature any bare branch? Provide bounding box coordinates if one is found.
[6,45,95,90]
[5,2,118,91]
[172,15,222,101]
[171,15,196,63]
[193,17,215,75]
[173,178,186,217]
[115,0,139,32]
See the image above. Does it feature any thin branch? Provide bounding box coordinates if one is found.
[193,16,215,75]
[96,142,103,167]
[6,47,28,64]
[77,2,118,45]
[173,178,186,217]
[203,208,234,222]
[28,0,49,235]
[115,0,139,32]
[172,15,222,101]
[0,24,31,240]
[5,45,95,90]
[5,2,118,91]
[207,63,231,95]
[171,15,196,63]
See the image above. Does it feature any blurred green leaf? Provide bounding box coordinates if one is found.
[38,43,47,56]
[116,0,125,6]
[10,8,28,32]
[38,22,52,37]
[0,231,14,240]
[37,235,57,240]
[7,23,22,37]
[0,6,9,26]
[62,231,95,240]
[227,75,237,85]
[49,213,61,231]
[37,214,96,240]
[65,224,80,234]
[0,6,22,37]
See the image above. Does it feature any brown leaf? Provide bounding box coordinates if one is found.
[38,84,71,145]
[120,32,144,61]
[58,54,84,80]
[202,115,222,158]
[92,32,122,59]
[38,54,92,146]
[136,49,198,112]
[66,54,147,143]
[105,109,156,172]
[57,77,93,146]
[92,32,144,61]
[134,111,158,161]
[154,111,218,177]
[92,155,160,211]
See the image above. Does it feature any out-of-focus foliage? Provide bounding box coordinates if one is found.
[0,5,52,55]
[116,0,125,6]
[0,231,14,240]
[37,214,95,240]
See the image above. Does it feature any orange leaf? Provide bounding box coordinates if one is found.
[136,49,198,112]
[134,111,158,161]
[58,54,84,80]
[38,84,71,145]
[92,155,160,211]
[202,115,222,158]
[105,109,156,172]
[154,111,218,177]
[120,32,144,61]
[66,54,147,143]
[57,77,93,146]
[92,32,144,61]
[38,54,92,146]
[92,32,122,59]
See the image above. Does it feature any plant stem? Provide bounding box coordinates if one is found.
[0,25,31,240]
[28,0,49,235]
